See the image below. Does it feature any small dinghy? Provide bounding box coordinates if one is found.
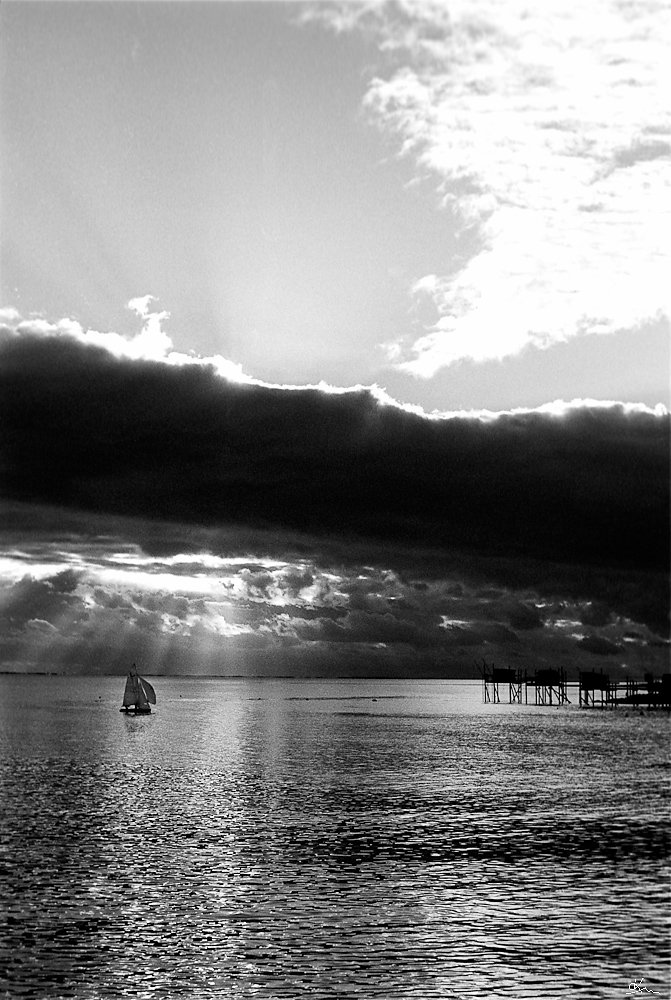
[120,664,156,714]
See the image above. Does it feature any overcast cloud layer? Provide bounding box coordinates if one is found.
[1,320,668,645]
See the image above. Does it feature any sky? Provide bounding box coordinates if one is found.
[0,1,669,677]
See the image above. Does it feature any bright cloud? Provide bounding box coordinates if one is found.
[1,506,668,675]
[3,301,665,422]
[310,0,671,372]
[2,297,257,384]
[126,294,173,357]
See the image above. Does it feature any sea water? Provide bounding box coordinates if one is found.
[0,675,668,1000]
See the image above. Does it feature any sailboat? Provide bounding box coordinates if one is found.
[120,664,156,714]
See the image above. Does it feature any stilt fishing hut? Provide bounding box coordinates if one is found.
[526,667,570,706]
[578,670,617,708]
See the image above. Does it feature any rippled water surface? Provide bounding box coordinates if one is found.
[1,676,669,999]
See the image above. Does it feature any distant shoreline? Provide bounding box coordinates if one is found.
[0,671,482,680]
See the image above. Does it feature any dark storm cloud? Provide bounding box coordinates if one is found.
[577,635,622,656]
[0,569,82,632]
[0,333,668,637]
[507,602,545,631]
[288,608,446,648]
[579,601,613,627]
[2,502,669,676]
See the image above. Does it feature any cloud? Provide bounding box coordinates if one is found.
[0,570,83,633]
[579,601,613,627]
[287,607,446,649]
[127,295,160,319]
[0,296,256,383]
[1,499,669,677]
[577,634,621,656]
[0,301,668,656]
[507,602,544,631]
[608,137,671,174]
[124,295,172,358]
[0,326,667,603]
[308,0,671,372]
[0,306,22,326]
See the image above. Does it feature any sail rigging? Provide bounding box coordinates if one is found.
[121,665,156,712]
[139,677,156,705]
[122,673,139,707]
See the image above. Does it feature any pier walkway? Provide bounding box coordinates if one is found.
[477,660,670,710]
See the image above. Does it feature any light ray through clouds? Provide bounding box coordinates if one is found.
[306,0,671,373]
[0,505,668,677]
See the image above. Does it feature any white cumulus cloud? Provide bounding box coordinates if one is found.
[310,0,671,373]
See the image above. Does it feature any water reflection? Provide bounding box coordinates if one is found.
[0,677,668,998]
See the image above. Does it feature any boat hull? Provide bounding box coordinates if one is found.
[120,707,152,714]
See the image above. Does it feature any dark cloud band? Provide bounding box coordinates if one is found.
[1,332,668,586]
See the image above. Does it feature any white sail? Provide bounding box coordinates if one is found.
[121,666,155,710]
[135,681,149,710]
[122,674,140,707]
[139,676,156,705]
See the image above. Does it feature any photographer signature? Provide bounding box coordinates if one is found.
[628,980,661,995]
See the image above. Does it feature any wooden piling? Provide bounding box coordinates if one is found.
[478,659,669,711]
[578,669,616,709]
[526,667,570,706]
